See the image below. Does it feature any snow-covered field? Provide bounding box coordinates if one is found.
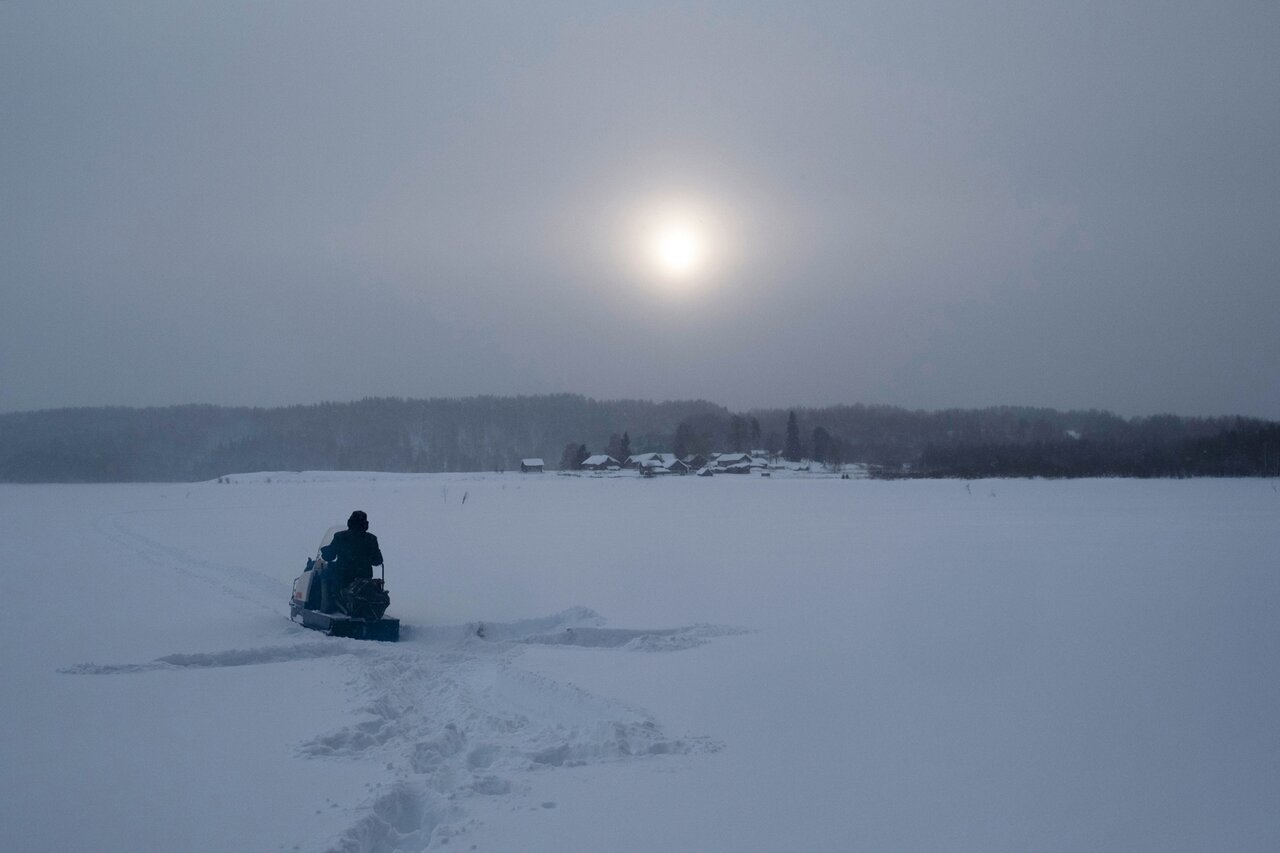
[2,473,1278,852]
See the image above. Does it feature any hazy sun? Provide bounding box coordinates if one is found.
[612,191,734,297]
[651,221,704,279]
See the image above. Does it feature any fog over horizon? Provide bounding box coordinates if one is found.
[3,2,1278,420]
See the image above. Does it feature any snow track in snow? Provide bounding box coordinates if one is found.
[59,641,366,674]
[94,508,287,613]
[520,622,747,651]
[312,611,729,851]
[63,608,736,852]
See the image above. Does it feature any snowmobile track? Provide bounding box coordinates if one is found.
[62,608,744,852]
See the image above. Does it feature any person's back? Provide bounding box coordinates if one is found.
[324,526,383,580]
[318,510,383,611]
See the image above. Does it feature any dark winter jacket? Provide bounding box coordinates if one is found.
[320,529,384,582]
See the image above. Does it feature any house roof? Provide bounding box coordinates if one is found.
[626,453,663,465]
[521,459,544,466]
[581,454,618,466]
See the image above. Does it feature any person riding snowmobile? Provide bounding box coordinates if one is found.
[319,510,383,613]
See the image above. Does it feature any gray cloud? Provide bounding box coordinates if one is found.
[3,1,1277,417]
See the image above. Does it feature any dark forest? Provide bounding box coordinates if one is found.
[0,395,1276,482]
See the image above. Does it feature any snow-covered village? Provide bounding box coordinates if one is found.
[548,450,843,476]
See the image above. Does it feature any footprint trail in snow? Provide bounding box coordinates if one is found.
[63,607,746,852]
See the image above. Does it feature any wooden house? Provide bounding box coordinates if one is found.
[580,454,620,471]
[624,452,665,469]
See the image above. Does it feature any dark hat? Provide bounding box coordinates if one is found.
[347,510,369,531]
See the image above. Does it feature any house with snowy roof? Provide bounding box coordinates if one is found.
[638,458,672,476]
[712,452,753,467]
[624,452,665,469]
[520,458,544,473]
[580,454,620,471]
[712,452,770,469]
[709,452,760,474]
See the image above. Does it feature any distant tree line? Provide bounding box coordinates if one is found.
[0,396,725,482]
[909,420,1280,479]
[0,395,1276,482]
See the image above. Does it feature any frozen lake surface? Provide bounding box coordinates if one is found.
[2,473,1278,852]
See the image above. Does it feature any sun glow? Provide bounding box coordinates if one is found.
[651,221,705,279]
[619,194,730,297]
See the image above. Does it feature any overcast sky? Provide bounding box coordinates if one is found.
[3,1,1277,418]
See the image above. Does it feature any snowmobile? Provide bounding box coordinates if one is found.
[290,526,400,641]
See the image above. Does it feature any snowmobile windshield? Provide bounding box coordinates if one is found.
[317,525,343,559]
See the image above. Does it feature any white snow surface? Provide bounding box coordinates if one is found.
[3,474,1279,852]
